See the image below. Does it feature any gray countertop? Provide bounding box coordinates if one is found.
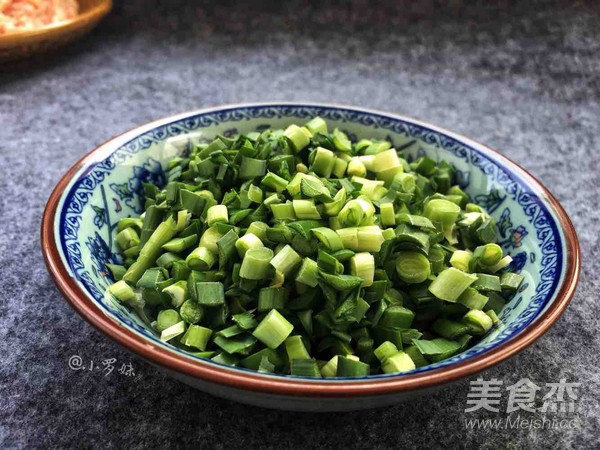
[1,1,598,448]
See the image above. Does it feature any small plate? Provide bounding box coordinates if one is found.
[0,0,112,64]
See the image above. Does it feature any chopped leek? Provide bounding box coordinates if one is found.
[107,118,522,377]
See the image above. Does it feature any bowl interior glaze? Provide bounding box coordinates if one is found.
[50,103,573,383]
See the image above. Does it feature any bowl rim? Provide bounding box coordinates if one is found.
[41,102,580,398]
[0,0,112,46]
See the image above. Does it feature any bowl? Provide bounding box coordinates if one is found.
[42,103,580,411]
[0,0,112,64]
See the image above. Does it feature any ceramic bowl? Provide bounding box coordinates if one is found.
[0,0,112,64]
[42,103,580,411]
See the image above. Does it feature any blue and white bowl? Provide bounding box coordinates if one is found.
[42,103,580,411]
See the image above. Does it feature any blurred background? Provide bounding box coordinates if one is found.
[1,1,599,449]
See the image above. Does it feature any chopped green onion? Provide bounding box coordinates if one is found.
[500,272,524,291]
[379,305,415,329]
[211,352,239,366]
[404,345,428,368]
[261,172,289,193]
[320,355,340,378]
[347,158,366,177]
[162,234,197,253]
[487,255,513,273]
[428,268,477,302]
[305,116,327,135]
[395,251,431,284]
[311,227,344,251]
[181,325,212,350]
[258,287,288,311]
[296,163,308,173]
[179,299,204,324]
[475,243,503,266]
[462,309,493,335]
[472,273,502,292]
[357,226,384,252]
[214,334,257,355]
[162,280,187,308]
[374,341,398,362]
[336,227,358,250]
[216,327,245,340]
[186,246,217,271]
[432,318,470,339]
[338,198,374,227]
[160,321,187,342]
[311,147,335,177]
[195,281,225,306]
[207,204,228,226]
[123,217,178,284]
[270,244,302,276]
[350,252,375,287]
[106,263,126,281]
[108,280,137,304]
[295,257,319,287]
[318,272,363,291]
[486,309,500,325]
[285,335,311,360]
[241,348,279,370]
[270,202,297,221]
[232,311,258,331]
[292,199,321,220]
[197,227,221,253]
[107,120,522,377]
[117,217,142,233]
[247,184,264,203]
[138,205,164,248]
[337,356,369,377]
[396,213,436,230]
[116,227,140,250]
[379,202,396,227]
[246,221,268,241]
[382,228,396,241]
[290,359,321,377]
[382,351,416,374]
[156,251,182,269]
[156,309,181,332]
[412,338,461,362]
[457,287,489,310]
[240,156,267,179]
[394,223,430,250]
[323,188,346,216]
[450,250,472,272]
[331,157,349,178]
[252,309,294,349]
[427,246,446,274]
[284,124,312,152]
[239,247,274,280]
[332,128,352,152]
[235,233,263,257]
[175,209,189,232]
[372,148,401,173]
[216,229,239,268]
[424,199,461,241]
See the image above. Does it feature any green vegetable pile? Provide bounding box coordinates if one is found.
[106,117,523,378]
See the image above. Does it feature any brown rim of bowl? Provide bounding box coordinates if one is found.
[41,103,581,398]
[0,0,112,45]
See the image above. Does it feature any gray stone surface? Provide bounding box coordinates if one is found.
[1,1,599,448]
